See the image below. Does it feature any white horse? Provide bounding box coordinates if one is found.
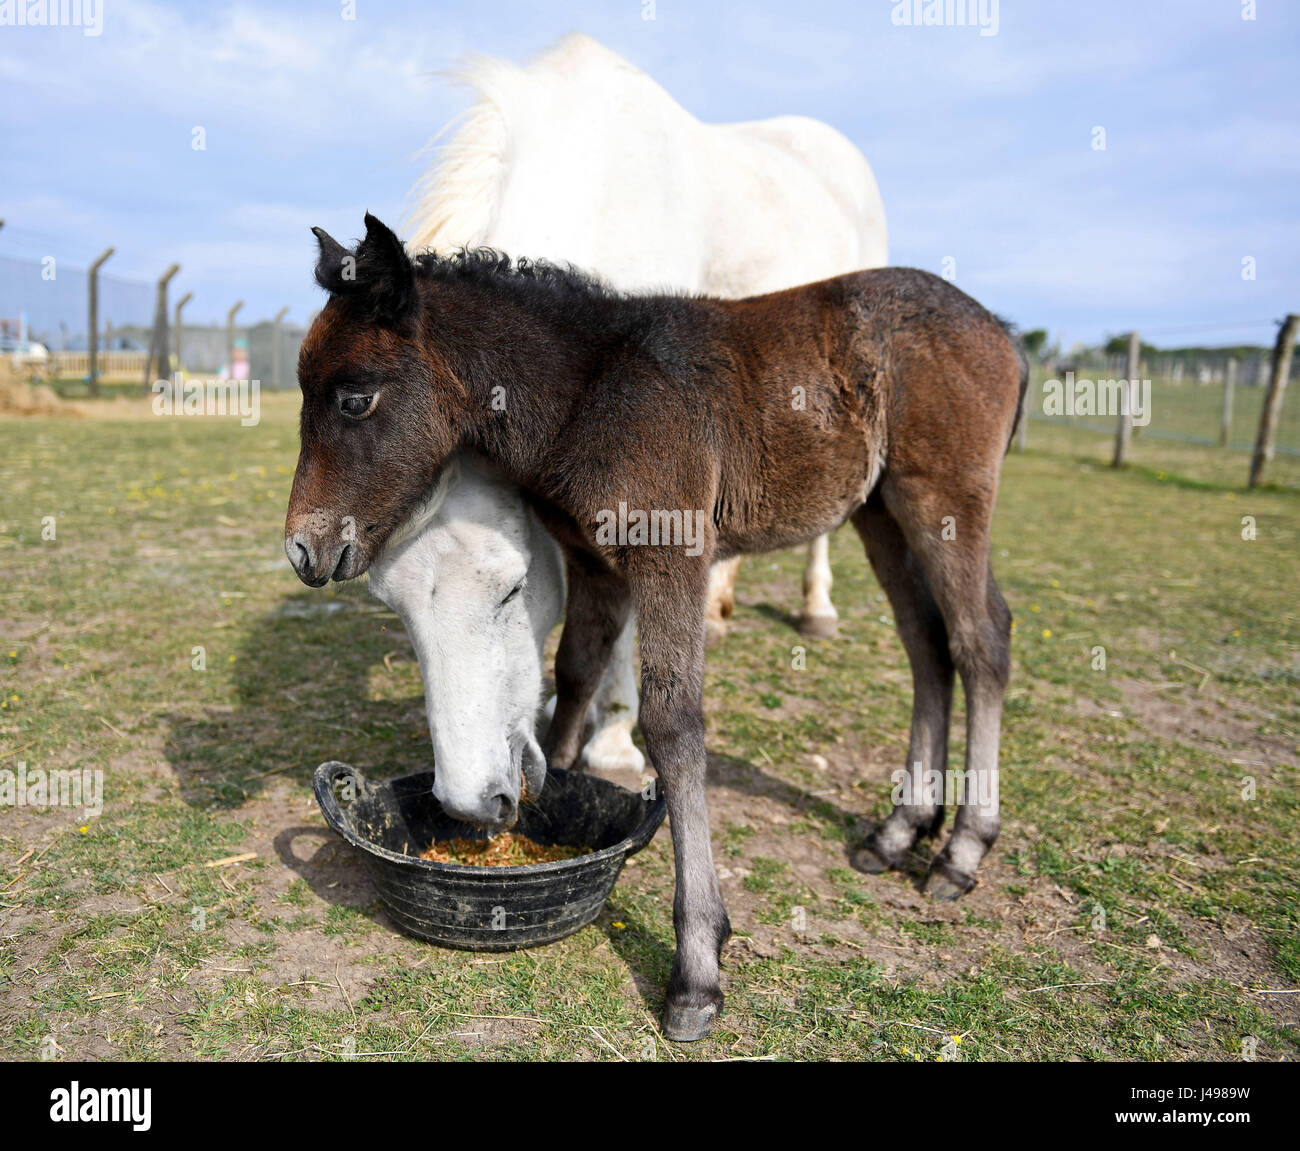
[374,33,887,807]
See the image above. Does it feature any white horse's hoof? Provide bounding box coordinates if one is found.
[798,612,838,639]
[581,733,645,775]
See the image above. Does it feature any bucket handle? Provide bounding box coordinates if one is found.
[312,760,365,838]
[623,788,668,857]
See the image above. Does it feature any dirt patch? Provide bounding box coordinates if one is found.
[1118,677,1299,771]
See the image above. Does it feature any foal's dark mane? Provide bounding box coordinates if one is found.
[413,246,624,305]
[411,246,704,348]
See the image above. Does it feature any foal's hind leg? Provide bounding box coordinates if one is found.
[850,496,955,874]
[924,558,1011,898]
[885,477,1011,899]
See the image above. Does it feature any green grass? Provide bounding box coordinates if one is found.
[0,394,1296,1061]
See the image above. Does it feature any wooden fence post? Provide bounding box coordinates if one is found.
[1249,314,1299,488]
[1112,330,1139,467]
[86,247,115,397]
[1219,357,1237,447]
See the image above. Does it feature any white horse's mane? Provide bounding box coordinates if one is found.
[403,55,521,252]
[403,34,647,254]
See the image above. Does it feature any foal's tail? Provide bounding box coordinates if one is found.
[996,317,1030,455]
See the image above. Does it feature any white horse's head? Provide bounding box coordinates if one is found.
[367,456,564,829]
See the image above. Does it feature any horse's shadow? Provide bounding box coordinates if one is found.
[161,586,428,809]
[750,601,802,632]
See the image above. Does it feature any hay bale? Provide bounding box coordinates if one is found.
[0,359,83,417]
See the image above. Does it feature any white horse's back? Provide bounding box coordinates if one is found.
[405,33,887,293]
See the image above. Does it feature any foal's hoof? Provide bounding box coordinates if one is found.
[662,1002,718,1042]
[798,612,838,640]
[705,617,730,647]
[924,858,976,901]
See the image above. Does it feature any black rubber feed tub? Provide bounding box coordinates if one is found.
[313,761,666,950]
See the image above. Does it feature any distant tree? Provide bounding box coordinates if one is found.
[1021,329,1048,360]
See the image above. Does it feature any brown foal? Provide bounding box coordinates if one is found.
[284,215,1027,1041]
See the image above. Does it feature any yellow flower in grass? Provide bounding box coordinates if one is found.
[1041,629,1052,639]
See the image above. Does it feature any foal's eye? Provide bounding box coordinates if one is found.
[500,580,525,607]
[339,394,376,419]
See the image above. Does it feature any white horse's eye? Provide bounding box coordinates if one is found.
[500,580,525,607]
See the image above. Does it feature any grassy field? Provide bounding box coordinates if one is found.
[1,392,1296,1061]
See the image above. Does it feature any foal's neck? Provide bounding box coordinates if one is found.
[421,274,627,483]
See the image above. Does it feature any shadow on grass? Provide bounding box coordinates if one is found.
[161,585,427,808]
[160,595,916,1007]
[749,601,802,633]
[706,749,934,888]
[271,824,396,932]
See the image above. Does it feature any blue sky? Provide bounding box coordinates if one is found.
[2,0,1297,349]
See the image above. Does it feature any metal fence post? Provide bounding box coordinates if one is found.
[87,247,115,396]
[143,264,180,393]
[272,305,289,391]
[226,301,244,379]
[174,291,193,375]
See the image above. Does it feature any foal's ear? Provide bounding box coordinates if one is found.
[311,214,416,324]
[311,226,350,290]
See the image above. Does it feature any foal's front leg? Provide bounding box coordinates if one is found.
[545,555,631,772]
[634,566,730,1041]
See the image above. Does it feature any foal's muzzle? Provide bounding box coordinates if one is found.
[284,531,361,586]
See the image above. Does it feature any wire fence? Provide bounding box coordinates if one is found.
[0,254,305,390]
[1027,348,1300,457]
[4,248,1298,485]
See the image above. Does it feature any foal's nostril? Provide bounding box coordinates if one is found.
[490,793,515,822]
[332,543,354,580]
[285,533,312,576]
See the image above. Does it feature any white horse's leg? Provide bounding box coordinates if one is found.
[799,533,838,638]
[705,556,742,646]
[580,611,644,776]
